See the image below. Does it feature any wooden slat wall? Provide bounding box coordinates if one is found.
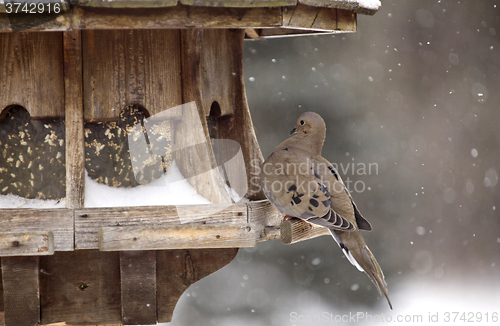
[1,256,40,326]
[0,32,64,119]
[82,29,182,121]
[39,251,122,325]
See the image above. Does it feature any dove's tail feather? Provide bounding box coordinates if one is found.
[330,229,392,309]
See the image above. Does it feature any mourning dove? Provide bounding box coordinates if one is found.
[260,112,392,309]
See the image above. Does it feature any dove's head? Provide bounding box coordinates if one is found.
[289,112,326,154]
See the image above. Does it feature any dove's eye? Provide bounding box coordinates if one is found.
[300,120,305,126]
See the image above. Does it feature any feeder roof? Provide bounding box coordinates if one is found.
[0,0,379,33]
[76,0,381,15]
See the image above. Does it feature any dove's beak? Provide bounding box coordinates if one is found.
[290,127,298,136]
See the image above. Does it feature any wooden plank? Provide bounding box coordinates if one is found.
[283,3,321,29]
[280,218,330,244]
[185,29,236,117]
[298,0,379,15]
[99,224,255,251]
[75,204,247,249]
[79,0,178,8]
[0,201,282,252]
[120,251,156,325]
[186,30,264,200]
[39,251,121,325]
[0,267,3,315]
[0,32,64,119]
[64,31,85,209]
[156,248,238,323]
[248,199,282,241]
[1,256,40,326]
[82,29,182,121]
[174,81,232,203]
[181,0,296,7]
[0,209,73,251]
[336,8,356,32]
[0,231,54,256]
[0,6,281,32]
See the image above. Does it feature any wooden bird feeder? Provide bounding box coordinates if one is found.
[0,1,379,325]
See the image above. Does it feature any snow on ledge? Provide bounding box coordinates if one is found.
[0,161,211,209]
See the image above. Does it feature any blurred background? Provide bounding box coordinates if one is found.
[169,1,500,325]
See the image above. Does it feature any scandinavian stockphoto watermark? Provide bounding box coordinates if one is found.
[290,311,499,324]
[252,157,379,195]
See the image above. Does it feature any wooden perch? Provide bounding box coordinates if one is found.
[280,217,330,245]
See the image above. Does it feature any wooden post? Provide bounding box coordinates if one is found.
[1,256,40,326]
[120,251,157,325]
[64,30,85,209]
[280,218,331,244]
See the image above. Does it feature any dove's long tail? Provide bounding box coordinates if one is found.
[330,229,392,309]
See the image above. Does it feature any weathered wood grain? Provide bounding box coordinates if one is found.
[171,102,232,204]
[0,268,3,315]
[1,256,40,326]
[64,30,85,209]
[0,32,64,119]
[75,204,248,249]
[0,231,54,256]
[183,29,236,117]
[248,199,282,241]
[179,30,238,204]
[298,0,378,15]
[0,0,379,14]
[201,30,266,201]
[82,29,182,121]
[99,224,255,251]
[0,6,281,32]
[0,200,285,252]
[79,0,178,8]
[39,251,121,325]
[280,217,330,244]
[0,209,73,251]
[156,248,238,322]
[120,251,157,325]
[181,0,295,7]
[336,8,356,32]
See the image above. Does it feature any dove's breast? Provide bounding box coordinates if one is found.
[260,147,331,219]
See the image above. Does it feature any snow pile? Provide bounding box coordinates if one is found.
[0,194,66,209]
[0,161,211,208]
[357,0,381,10]
[84,161,211,208]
